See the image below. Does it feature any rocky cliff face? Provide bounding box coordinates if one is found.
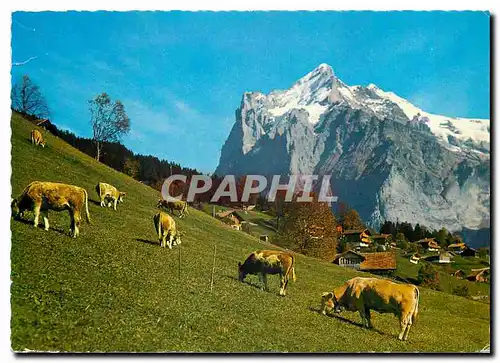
[215,64,490,245]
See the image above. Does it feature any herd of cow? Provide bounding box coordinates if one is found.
[11,129,421,341]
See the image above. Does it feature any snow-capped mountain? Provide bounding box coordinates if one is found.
[216,64,490,246]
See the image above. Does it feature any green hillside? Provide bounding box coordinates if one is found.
[10,113,490,352]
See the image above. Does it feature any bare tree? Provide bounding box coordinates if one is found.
[11,75,50,119]
[89,93,130,161]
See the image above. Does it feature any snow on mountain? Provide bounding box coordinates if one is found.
[250,63,490,154]
[368,85,490,152]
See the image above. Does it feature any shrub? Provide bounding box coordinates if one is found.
[417,263,440,290]
[452,285,469,297]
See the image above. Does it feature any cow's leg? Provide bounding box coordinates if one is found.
[358,308,368,328]
[364,306,372,329]
[402,311,413,341]
[398,316,408,341]
[113,198,118,211]
[33,203,41,228]
[72,210,81,238]
[279,273,289,296]
[161,234,166,248]
[259,273,268,291]
[42,211,50,231]
[167,234,173,249]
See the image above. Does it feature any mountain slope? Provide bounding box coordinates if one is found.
[10,112,489,352]
[215,64,490,244]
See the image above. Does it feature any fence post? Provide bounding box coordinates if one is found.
[210,244,217,292]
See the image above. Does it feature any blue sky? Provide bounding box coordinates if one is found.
[11,11,490,173]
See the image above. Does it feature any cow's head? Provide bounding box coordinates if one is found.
[118,192,127,203]
[174,231,183,245]
[11,198,20,219]
[321,291,343,315]
[238,262,247,282]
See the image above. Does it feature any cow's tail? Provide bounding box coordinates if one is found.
[412,286,420,322]
[83,189,92,224]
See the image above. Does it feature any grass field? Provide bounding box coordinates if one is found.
[10,113,490,352]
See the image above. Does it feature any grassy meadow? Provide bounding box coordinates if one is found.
[10,113,490,352]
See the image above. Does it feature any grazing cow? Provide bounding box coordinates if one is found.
[157,199,189,218]
[31,129,45,147]
[153,211,182,249]
[321,277,420,341]
[95,182,126,211]
[11,181,91,238]
[238,250,296,296]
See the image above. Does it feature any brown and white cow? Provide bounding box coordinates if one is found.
[321,277,420,341]
[96,182,126,211]
[11,181,91,238]
[157,199,189,218]
[31,129,45,147]
[153,211,182,249]
[238,250,296,296]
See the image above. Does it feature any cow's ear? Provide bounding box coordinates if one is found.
[322,292,334,300]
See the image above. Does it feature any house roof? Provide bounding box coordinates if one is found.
[216,209,236,218]
[372,234,390,240]
[342,229,366,235]
[448,243,466,249]
[359,252,397,271]
[415,238,439,248]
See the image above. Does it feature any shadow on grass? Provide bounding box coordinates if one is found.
[309,306,386,336]
[88,199,102,206]
[224,274,265,291]
[13,217,68,236]
[135,238,160,247]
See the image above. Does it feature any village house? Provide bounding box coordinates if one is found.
[216,209,245,231]
[451,269,466,279]
[461,246,478,257]
[415,237,440,252]
[424,251,453,264]
[371,233,391,245]
[448,242,478,257]
[333,250,397,275]
[340,229,373,250]
[447,242,466,253]
[409,253,421,264]
[467,268,490,283]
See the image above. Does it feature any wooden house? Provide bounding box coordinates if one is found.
[333,251,396,275]
[451,269,465,279]
[415,238,440,252]
[424,251,453,264]
[447,242,466,254]
[467,268,490,283]
[341,229,373,249]
[372,233,391,244]
[216,210,245,231]
[461,246,478,257]
[409,253,421,264]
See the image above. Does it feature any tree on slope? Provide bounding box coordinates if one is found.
[280,193,338,260]
[89,93,130,161]
[11,75,50,119]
